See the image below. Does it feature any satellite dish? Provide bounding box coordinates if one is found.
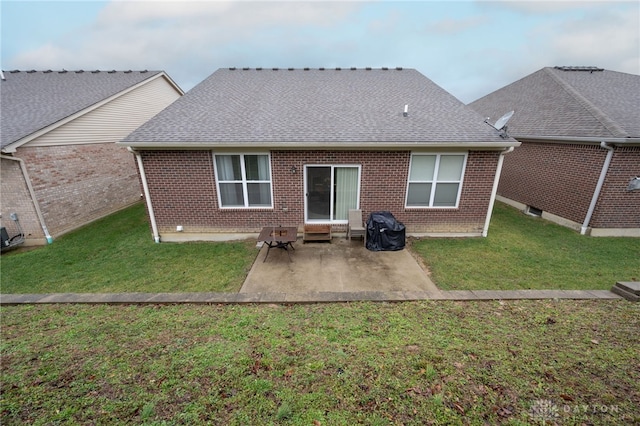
[491,110,514,130]
[484,110,514,138]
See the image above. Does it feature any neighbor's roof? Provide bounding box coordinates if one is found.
[470,66,640,140]
[0,69,174,150]
[122,67,517,148]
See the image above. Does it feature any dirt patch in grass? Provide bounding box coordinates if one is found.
[2,300,638,425]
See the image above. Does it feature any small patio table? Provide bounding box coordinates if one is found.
[258,226,297,262]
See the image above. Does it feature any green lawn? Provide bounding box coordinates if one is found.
[2,200,638,294]
[411,202,640,290]
[2,204,639,425]
[2,301,638,425]
[0,203,258,294]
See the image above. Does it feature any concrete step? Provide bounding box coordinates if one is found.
[611,282,640,302]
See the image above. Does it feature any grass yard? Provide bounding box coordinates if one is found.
[2,201,638,294]
[2,203,639,424]
[0,203,258,294]
[2,300,638,425]
[411,202,640,291]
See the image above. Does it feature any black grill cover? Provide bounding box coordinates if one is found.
[366,211,405,251]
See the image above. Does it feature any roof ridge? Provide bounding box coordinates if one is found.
[225,67,408,71]
[2,69,156,74]
[543,67,628,138]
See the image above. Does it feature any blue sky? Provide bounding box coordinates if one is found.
[1,1,638,103]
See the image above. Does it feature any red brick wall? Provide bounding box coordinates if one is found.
[590,146,640,228]
[16,143,141,236]
[141,149,500,234]
[498,142,640,229]
[498,142,605,224]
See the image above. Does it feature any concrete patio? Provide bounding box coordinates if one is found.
[240,237,442,296]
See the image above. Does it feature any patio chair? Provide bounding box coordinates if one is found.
[347,209,366,242]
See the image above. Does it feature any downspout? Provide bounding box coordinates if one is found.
[581,142,614,235]
[482,147,514,237]
[1,154,53,244]
[130,148,160,243]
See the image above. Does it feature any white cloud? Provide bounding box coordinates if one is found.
[530,7,639,74]
[9,1,363,88]
[479,0,615,15]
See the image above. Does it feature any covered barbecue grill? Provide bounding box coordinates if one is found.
[365,211,405,251]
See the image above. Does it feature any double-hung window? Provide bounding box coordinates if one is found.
[214,154,272,208]
[406,153,467,208]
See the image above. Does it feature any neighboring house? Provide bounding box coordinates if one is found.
[470,66,640,237]
[119,67,519,243]
[1,69,183,247]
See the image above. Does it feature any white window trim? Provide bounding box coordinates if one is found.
[213,152,274,209]
[405,152,468,209]
[304,164,361,224]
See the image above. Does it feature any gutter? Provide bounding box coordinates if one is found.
[482,146,515,237]
[514,135,640,145]
[117,140,521,151]
[581,142,615,235]
[130,148,160,243]
[0,154,53,244]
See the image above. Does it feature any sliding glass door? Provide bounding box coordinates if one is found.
[305,165,360,223]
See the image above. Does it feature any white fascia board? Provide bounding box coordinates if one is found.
[119,140,521,151]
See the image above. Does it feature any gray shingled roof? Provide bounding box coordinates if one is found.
[1,70,163,149]
[469,67,640,139]
[122,68,511,146]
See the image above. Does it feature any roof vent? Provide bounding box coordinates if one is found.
[229,67,236,71]
[288,67,294,71]
[366,67,372,71]
[403,105,409,117]
[124,70,132,73]
[243,67,249,70]
[75,70,84,73]
[108,70,116,73]
[256,67,262,71]
[350,67,356,70]
[91,70,100,73]
[304,67,310,71]
[44,70,53,73]
[396,67,403,70]
[272,67,279,71]
[335,67,341,71]
[554,66,604,72]
[382,67,388,71]
[319,67,325,71]
[0,70,5,81]
[27,70,36,73]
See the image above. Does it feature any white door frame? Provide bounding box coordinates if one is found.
[304,164,361,224]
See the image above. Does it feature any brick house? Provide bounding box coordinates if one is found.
[120,67,519,243]
[470,66,640,237]
[1,70,183,247]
